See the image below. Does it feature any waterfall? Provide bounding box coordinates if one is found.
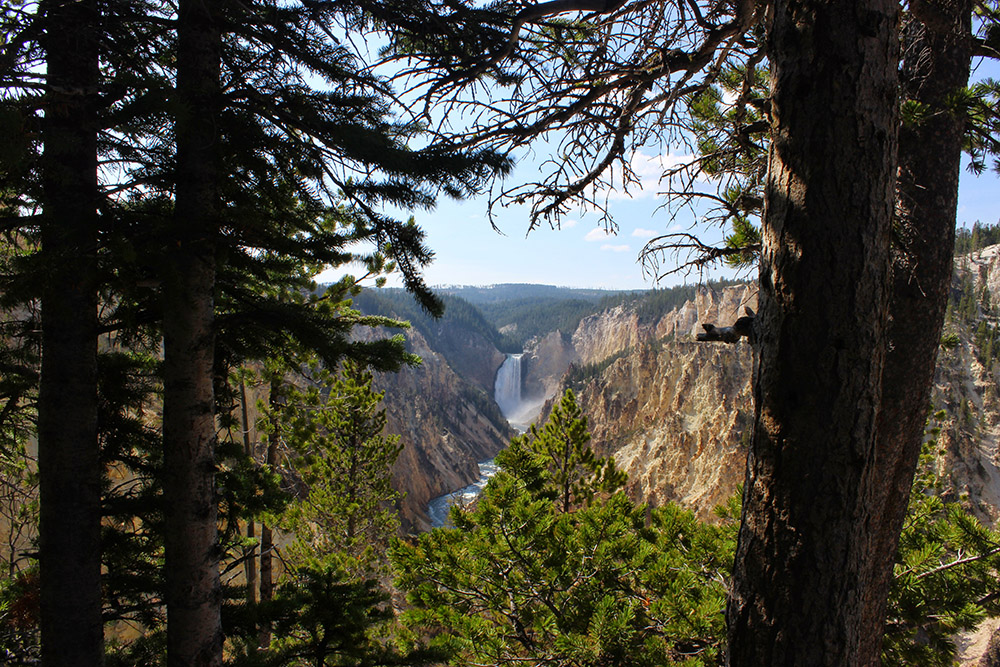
[494,354,523,419]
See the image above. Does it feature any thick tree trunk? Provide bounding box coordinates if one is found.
[857,2,972,663]
[725,0,899,663]
[37,0,103,664]
[162,0,223,664]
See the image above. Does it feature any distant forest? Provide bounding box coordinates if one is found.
[955,221,1000,256]
[352,279,744,352]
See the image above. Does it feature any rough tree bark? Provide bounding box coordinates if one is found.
[239,379,258,607]
[857,1,972,663]
[162,0,223,663]
[37,0,103,664]
[725,0,900,663]
[257,379,281,649]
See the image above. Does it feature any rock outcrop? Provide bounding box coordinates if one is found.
[522,330,577,405]
[374,328,512,531]
[561,285,757,519]
[575,339,753,519]
[417,318,507,395]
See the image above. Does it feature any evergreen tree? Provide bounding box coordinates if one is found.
[3,0,509,661]
[393,390,733,667]
[882,413,1000,666]
[272,359,403,570]
[223,360,406,666]
[499,389,626,513]
[386,0,998,659]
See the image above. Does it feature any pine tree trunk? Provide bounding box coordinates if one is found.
[257,434,278,649]
[240,379,258,605]
[857,2,972,663]
[725,0,899,663]
[162,0,223,663]
[37,0,103,664]
[258,380,280,649]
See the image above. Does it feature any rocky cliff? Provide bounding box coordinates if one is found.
[927,246,1000,526]
[557,285,758,519]
[572,284,757,365]
[416,318,507,395]
[559,262,1000,534]
[522,330,577,405]
[352,290,513,532]
[573,339,753,519]
[377,325,513,531]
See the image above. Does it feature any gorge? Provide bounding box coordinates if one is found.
[350,244,1000,662]
[362,249,1000,548]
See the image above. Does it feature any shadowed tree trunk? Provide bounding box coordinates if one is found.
[239,378,258,607]
[257,378,280,649]
[725,0,900,662]
[162,0,223,663]
[857,1,972,663]
[37,0,103,664]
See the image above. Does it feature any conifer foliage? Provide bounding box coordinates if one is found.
[393,390,734,667]
[272,359,403,569]
[0,0,509,662]
[882,413,1000,666]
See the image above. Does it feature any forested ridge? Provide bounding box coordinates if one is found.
[2,0,999,664]
[354,281,742,352]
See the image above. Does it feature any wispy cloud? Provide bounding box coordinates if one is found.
[601,244,631,253]
[632,228,658,238]
[584,227,615,242]
[593,150,700,202]
[561,219,579,229]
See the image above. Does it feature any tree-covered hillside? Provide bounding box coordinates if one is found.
[351,288,503,352]
[355,281,744,352]
[440,283,622,304]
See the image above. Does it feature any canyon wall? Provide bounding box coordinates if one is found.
[574,339,753,520]
[372,326,512,532]
[563,285,757,519]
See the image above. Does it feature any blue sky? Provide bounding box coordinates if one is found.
[322,55,999,292]
[391,150,999,291]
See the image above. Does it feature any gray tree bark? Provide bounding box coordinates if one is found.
[38,0,103,663]
[725,0,900,662]
[857,1,972,663]
[162,0,223,663]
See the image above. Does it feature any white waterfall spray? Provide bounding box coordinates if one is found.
[494,354,523,419]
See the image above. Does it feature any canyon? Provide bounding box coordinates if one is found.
[372,249,1000,554]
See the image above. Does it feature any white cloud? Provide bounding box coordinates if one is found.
[720,87,739,106]
[632,228,658,238]
[584,227,615,242]
[590,149,700,202]
[601,244,631,253]
[561,219,579,229]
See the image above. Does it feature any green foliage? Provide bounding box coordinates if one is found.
[940,332,960,350]
[0,568,39,664]
[721,216,761,269]
[270,360,403,572]
[954,220,1000,256]
[498,390,627,512]
[221,360,406,666]
[229,557,393,667]
[963,77,1000,177]
[352,288,503,352]
[393,390,733,666]
[565,347,634,389]
[882,415,1000,666]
